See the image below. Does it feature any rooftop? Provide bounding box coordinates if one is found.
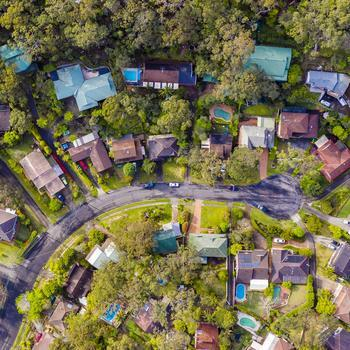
[153,228,178,255]
[325,328,350,350]
[65,264,93,299]
[48,300,79,333]
[0,208,18,241]
[0,105,10,132]
[189,234,227,258]
[112,134,144,163]
[208,134,233,159]
[195,323,219,350]
[239,125,275,149]
[330,243,350,279]
[86,239,120,269]
[334,286,350,324]
[147,134,179,161]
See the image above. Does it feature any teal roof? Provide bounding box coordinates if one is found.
[189,234,227,258]
[0,45,32,73]
[52,65,117,111]
[245,46,292,81]
[153,229,178,255]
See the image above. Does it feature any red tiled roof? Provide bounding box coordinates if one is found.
[195,323,219,350]
[143,69,179,83]
[278,112,319,139]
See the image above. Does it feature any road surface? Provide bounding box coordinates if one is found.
[0,174,301,349]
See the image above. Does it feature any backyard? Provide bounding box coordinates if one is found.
[242,104,277,117]
[280,285,306,313]
[240,291,267,319]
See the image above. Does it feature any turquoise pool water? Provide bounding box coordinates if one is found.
[123,68,141,82]
[239,317,257,329]
[102,304,121,323]
[273,286,281,302]
[236,283,246,301]
[214,107,231,121]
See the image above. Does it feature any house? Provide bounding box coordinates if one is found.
[111,134,144,164]
[271,249,309,284]
[0,45,32,73]
[315,135,350,182]
[153,227,179,255]
[333,285,350,324]
[201,134,233,159]
[0,105,10,134]
[236,250,269,290]
[134,301,158,334]
[32,332,55,350]
[249,332,294,350]
[189,234,227,263]
[0,208,18,241]
[86,239,120,269]
[195,323,219,350]
[306,71,350,107]
[69,132,112,172]
[51,64,116,111]
[239,117,275,149]
[325,328,350,350]
[245,46,292,81]
[65,264,93,299]
[122,61,196,89]
[47,300,79,334]
[278,109,319,139]
[329,243,350,279]
[20,149,65,197]
[147,135,179,161]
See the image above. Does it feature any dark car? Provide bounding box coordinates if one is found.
[56,193,65,202]
[230,185,237,191]
[143,182,155,190]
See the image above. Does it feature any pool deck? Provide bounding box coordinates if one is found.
[237,311,261,334]
[209,103,234,122]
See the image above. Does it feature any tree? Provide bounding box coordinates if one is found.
[2,130,20,146]
[292,226,305,239]
[316,289,336,316]
[10,108,31,135]
[332,125,348,141]
[328,224,346,239]
[142,159,156,175]
[87,229,105,249]
[213,306,236,329]
[49,198,63,212]
[123,163,136,178]
[282,281,292,290]
[300,170,324,197]
[287,64,302,85]
[305,215,322,234]
[230,243,243,255]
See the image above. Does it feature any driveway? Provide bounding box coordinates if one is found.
[0,174,302,349]
[259,148,268,180]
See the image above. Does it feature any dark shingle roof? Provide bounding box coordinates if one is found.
[236,250,269,284]
[65,264,93,299]
[325,328,350,350]
[0,209,18,241]
[332,244,350,279]
[147,135,179,161]
[0,105,10,132]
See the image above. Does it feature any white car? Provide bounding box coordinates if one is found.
[273,238,286,244]
[343,220,350,224]
[169,182,180,188]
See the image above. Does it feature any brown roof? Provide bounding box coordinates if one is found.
[209,134,233,159]
[236,250,269,284]
[195,323,219,350]
[65,264,93,299]
[143,69,179,84]
[0,105,10,132]
[271,249,309,284]
[334,286,350,324]
[112,137,143,163]
[147,135,179,161]
[316,138,350,182]
[32,333,55,350]
[48,301,79,333]
[134,302,157,333]
[274,338,294,350]
[20,149,65,196]
[278,111,319,139]
[69,139,112,172]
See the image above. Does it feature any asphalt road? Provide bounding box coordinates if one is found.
[0,174,301,349]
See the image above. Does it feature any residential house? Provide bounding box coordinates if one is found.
[325,328,350,350]
[32,332,55,350]
[333,285,350,324]
[201,134,233,159]
[69,132,112,172]
[236,250,269,290]
[195,323,219,350]
[239,117,275,149]
[147,134,179,161]
[65,264,93,299]
[20,149,65,197]
[47,300,79,334]
[0,208,18,241]
[111,134,144,164]
[278,109,319,139]
[51,64,116,111]
[245,46,292,81]
[249,332,294,350]
[189,234,227,263]
[306,71,350,107]
[329,243,350,280]
[0,105,10,134]
[86,238,120,270]
[0,45,33,73]
[122,61,196,89]
[153,226,179,255]
[315,135,350,182]
[271,249,309,284]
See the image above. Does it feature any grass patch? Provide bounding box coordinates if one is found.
[100,168,130,192]
[11,319,32,350]
[281,285,306,313]
[243,104,276,117]
[6,135,34,161]
[0,241,23,265]
[200,203,230,232]
[316,243,335,278]
[202,200,227,206]
[338,198,350,218]
[162,160,186,182]
[137,169,157,184]
[242,291,266,318]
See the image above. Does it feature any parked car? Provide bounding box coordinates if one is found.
[61,142,70,151]
[56,193,65,202]
[143,182,155,190]
[343,220,350,224]
[327,243,337,251]
[169,182,180,188]
[331,240,340,247]
[230,185,237,191]
[78,160,88,171]
[273,238,286,244]
[257,204,266,212]
[61,176,68,186]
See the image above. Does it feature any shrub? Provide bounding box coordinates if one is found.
[49,198,63,212]
[282,281,292,290]
[288,64,302,85]
[87,229,105,249]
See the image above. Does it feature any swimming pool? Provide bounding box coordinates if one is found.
[102,304,121,324]
[214,107,231,121]
[273,285,281,302]
[239,317,257,329]
[122,68,141,83]
[237,312,261,333]
[236,283,246,302]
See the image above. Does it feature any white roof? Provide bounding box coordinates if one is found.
[104,241,119,262]
[73,131,99,147]
[315,135,329,148]
[86,245,109,269]
[250,279,269,290]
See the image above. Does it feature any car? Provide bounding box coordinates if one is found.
[78,160,88,171]
[273,238,286,244]
[257,204,266,211]
[61,176,68,186]
[56,193,65,202]
[320,100,331,108]
[343,220,350,224]
[331,240,340,247]
[169,182,180,188]
[230,185,237,191]
[143,182,155,190]
[327,243,337,250]
[61,142,70,151]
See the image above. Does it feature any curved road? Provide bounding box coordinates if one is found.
[0,174,301,349]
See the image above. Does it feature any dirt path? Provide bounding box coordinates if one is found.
[259,148,269,180]
[188,199,202,233]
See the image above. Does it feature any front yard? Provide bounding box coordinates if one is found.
[200,201,230,232]
[316,243,335,279]
[162,160,186,182]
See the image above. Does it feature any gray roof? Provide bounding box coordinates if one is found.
[239,125,275,149]
[236,250,269,284]
[147,134,179,161]
[306,71,350,98]
[0,105,10,132]
[0,209,18,241]
[325,328,350,350]
[189,233,227,258]
[332,244,350,279]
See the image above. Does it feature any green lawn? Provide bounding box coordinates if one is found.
[100,168,130,192]
[200,203,230,231]
[6,135,34,161]
[162,160,186,182]
[243,104,276,117]
[0,242,23,265]
[243,291,266,318]
[137,169,157,184]
[126,319,151,344]
[281,285,306,313]
[316,243,334,277]
[337,197,350,218]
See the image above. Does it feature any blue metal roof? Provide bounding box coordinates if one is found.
[0,45,32,73]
